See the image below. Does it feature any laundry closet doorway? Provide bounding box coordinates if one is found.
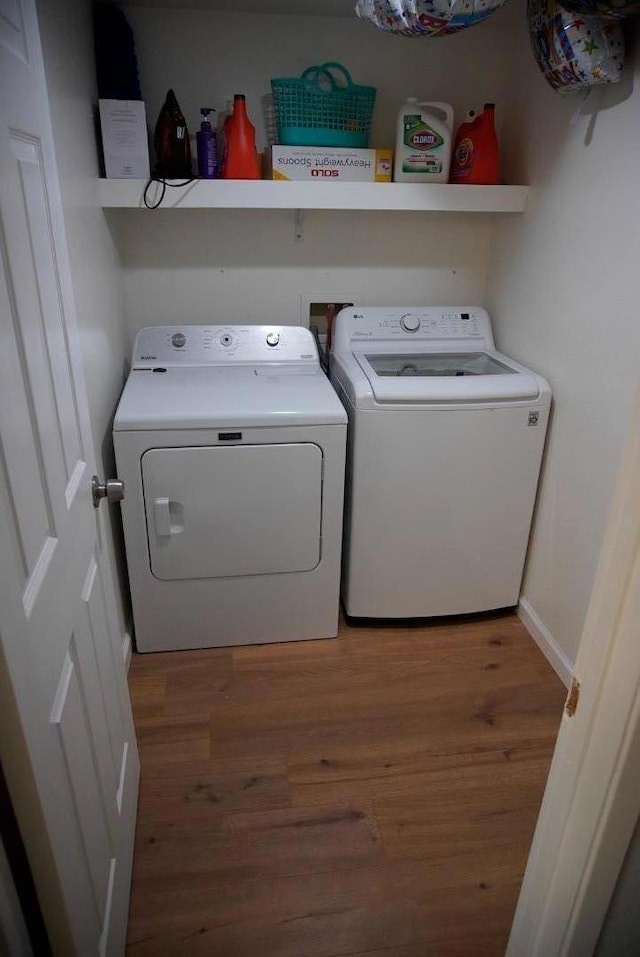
[3,3,632,957]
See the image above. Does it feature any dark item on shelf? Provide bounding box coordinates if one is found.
[154,89,192,178]
[271,62,376,148]
[93,3,142,100]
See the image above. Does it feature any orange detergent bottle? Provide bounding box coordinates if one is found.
[223,94,260,180]
[450,103,500,185]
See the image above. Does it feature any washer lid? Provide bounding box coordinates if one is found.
[354,350,542,402]
[114,365,347,430]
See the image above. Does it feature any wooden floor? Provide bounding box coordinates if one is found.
[126,613,566,957]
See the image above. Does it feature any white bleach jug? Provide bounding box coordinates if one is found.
[394,100,454,183]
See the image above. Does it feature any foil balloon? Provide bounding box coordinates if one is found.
[560,0,640,18]
[528,0,624,91]
[355,0,510,37]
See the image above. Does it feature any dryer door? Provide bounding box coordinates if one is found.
[141,444,322,581]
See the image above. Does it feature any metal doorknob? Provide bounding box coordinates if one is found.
[92,476,125,508]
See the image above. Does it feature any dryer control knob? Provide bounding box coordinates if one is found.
[266,332,280,347]
[171,332,186,348]
[400,314,420,333]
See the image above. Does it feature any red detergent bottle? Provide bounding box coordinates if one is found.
[450,103,500,185]
[223,94,260,180]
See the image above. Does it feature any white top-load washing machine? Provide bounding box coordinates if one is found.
[114,325,346,652]
[330,306,551,619]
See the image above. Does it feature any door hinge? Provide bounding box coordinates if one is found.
[565,678,580,717]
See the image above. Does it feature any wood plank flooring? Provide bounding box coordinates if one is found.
[126,613,566,957]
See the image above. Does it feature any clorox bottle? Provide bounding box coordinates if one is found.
[394,99,454,183]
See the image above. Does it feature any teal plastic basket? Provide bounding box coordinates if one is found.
[271,62,376,148]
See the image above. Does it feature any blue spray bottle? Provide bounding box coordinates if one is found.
[196,108,218,179]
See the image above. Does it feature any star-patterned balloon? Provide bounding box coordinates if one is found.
[528,0,624,91]
[560,0,640,19]
[355,0,510,36]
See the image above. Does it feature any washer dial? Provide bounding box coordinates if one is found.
[171,332,186,348]
[266,332,280,347]
[400,314,420,333]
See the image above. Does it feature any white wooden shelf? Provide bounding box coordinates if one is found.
[98,178,529,213]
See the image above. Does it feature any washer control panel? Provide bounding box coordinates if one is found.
[332,306,495,352]
[132,325,319,368]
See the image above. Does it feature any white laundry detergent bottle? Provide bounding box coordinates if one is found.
[394,100,454,183]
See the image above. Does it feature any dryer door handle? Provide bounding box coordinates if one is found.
[153,497,185,537]
[153,497,172,537]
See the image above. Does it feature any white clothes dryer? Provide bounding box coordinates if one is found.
[114,325,346,652]
[330,306,551,619]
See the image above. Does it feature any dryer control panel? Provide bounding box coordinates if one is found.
[132,325,319,368]
[332,307,495,353]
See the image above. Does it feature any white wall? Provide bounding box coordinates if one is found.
[111,208,493,332]
[113,6,514,331]
[37,0,132,637]
[486,20,640,667]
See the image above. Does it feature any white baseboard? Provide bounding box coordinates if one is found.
[518,598,572,688]
[122,631,132,672]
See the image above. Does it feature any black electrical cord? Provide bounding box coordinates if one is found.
[143,175,198,209]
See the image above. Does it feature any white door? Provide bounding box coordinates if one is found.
[0,2,139,955]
